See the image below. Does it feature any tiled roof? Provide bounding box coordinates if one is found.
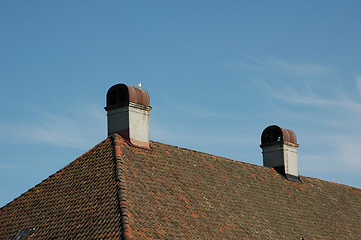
[0,138,123,239]
[1,134,361,239]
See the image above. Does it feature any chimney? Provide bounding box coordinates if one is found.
[105,83,152,149]
[260,125,300,182]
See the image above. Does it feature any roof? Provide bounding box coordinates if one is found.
[1,134,361,239]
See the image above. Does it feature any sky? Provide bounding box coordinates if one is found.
[1,1,361,207]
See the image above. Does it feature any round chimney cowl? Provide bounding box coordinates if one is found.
[105,84,150,111]
[261,125,298,147]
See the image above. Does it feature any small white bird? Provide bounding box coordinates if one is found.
[134,82,142,88]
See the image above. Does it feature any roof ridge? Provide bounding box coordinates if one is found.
[112,134,132,240]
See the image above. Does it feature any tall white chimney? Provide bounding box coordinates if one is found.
[260,125,300,182]
[105,84,152,149]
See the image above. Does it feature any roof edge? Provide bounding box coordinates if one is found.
[112,134,132,240]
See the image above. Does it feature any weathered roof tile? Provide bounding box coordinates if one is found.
[1,134,360,239]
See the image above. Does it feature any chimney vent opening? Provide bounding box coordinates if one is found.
[106,85,129,109]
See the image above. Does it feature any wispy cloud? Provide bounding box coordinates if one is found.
[237,55,333,77]
[0,103,106,149]
[356,75,361,96]
[335,137,361,168]
[263,57,332,76]
[269,87,361,112]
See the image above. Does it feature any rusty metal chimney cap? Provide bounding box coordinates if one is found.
[105,83,150,111]
[261,125,298,146]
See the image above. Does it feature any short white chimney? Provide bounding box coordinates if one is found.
[105,84,152,149]
[260,125,300,182]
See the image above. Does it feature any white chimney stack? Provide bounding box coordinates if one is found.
[260,125,300,182]
[105,84,152,149]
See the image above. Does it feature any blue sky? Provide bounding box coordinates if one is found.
[1,1,361,207]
